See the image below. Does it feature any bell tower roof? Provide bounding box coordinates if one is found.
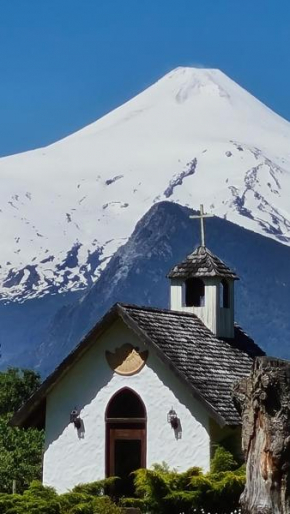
[168,205,238,338]
[167,245,239,280]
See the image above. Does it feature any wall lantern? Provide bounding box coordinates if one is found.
[70,408,82,430]
[167,408,178,430]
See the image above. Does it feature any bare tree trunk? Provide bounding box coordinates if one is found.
[234,356,290,514]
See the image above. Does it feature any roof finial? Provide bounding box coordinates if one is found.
[190,204,213,247]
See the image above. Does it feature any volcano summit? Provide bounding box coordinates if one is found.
[1,67,290,302]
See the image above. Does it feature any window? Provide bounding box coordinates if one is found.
[106,388,146,419]
[185,278,205,307]
[220,279,230,308]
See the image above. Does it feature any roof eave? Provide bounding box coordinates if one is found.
[10,303,121,428]
[167,272,239,280]
[12,301,240,430]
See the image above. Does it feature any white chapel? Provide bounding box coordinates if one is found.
[12,208,264,494]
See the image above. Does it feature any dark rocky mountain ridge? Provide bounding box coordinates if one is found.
[5,201,288,376]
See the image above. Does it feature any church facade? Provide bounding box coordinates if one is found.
[12,244,264,493]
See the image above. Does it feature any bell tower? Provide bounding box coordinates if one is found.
[167,206,238,338]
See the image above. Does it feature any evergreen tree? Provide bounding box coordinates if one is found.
[0,368,44,493]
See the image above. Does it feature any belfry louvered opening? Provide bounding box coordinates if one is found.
[185,277,205,307]
[220,279,230,308]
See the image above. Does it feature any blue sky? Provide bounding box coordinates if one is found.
[0,0,289,156]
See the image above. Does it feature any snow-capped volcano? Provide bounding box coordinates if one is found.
[1,67,290,301]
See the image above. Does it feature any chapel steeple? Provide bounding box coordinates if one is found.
[167,205,238,338]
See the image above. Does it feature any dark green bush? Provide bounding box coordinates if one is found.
[211,446,238,473]
[0,448,244,513]
[0,368,44,494]
[71,477,117,496]
[121,447,245,514]
[0,480,122,514]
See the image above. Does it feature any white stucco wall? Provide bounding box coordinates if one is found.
[43,319,210,492]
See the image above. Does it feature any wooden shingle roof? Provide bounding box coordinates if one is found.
[119,304,263,425]
[11,303,264,429]
[167,246,239,280]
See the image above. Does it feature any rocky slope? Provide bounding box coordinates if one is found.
[5,201,289,376]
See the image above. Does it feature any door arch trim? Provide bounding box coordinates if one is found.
[105,388,147,481]
[105,387,147,421]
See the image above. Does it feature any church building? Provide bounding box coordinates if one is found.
[12,209,264,494]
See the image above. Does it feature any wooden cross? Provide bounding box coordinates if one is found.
[190,204,213,247]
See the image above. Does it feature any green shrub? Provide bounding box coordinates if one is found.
[0,480,122,514]
[211,446,238,473]
[122,448,245,514]
[71,477,117,496]
[0,368,44,494]
[0,448,244,514]
[0,494,61,514]
[23,481,58,501]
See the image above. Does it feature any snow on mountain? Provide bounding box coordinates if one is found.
[1,66,290,301]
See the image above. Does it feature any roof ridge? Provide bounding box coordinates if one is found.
[118,302,207,319]
[119,302,266,357]
[204,248,221,274]
[118,303,250,336]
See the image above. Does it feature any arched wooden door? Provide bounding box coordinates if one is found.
[105,388,146,497]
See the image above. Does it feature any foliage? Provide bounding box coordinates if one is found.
[121,447,245,514]
[0,448,244,513]
[210,446,238,473]
[0,368,41,416]
[0,368,44,493]
[0,480,122,514]
[71,477,117,496]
